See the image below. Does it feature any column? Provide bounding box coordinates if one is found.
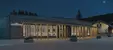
[82,26,85,38]
[76,26,79,37]
[30,24,32,36]
[40,24,42,38]
[56,25,58,38]
[74,26,77,36]
[58,25,59,38]
[27,24,29,37]
[22,24,25,37]
[64,25,66,38]
[26,24,28,37]
[92,28,94,37]
[51,25,52,38]
[71,25,74,36]
[59,25,61,38]
[77,26,79,38]
[34,24,37,37]
[29,24,32,37]
[88,27,90,37]
[80,26,82,38]
[47,24,49,38]
[85,27,88,37]
[73,26,75,35]
[62,25,64,38]
[25,24,28,37]
[35,24,38,38]
[75,26,77,36]
[84,27,86,38]
[24,24,26,37]
[93,28,95,37]
[96,28,98,36]
[91,28,93,37]
[81,26,83,38]
[90,28,92,38]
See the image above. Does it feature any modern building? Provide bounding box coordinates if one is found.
[0,11,98,39]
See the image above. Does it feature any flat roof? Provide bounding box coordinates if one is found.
[9,15,93,27]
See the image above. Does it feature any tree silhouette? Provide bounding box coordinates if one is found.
[76,10,82,20]
[34,13,38,16]
[10,10,17,15]
[18,10,24,15]
[25,11,28,15]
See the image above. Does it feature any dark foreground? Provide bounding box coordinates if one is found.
[0,37,113,50]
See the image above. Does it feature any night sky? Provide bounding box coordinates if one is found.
[0,0,113,18]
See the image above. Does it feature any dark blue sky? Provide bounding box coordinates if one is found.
[0,0,113,18]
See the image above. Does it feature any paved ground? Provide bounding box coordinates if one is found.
[0,37,113,50]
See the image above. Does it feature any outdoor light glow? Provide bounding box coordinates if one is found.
[112,30,113,33]
[88,33,90,35]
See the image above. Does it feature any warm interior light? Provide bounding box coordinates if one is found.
[112,29,113,33]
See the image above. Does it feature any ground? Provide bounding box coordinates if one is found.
[0,37,113,50]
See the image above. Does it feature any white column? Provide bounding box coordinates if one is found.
[35,24,38,37]
[27,24,29,37]
[38,24,41,36]
[34,24,36,36]
[34,25,36,36]
[28,24,31,37]
[23,24,25,37]
[71,26,74,36]
[26,24,28,37]
[25,24,27,37]
[74,26,76,35]
[56,25,58,38]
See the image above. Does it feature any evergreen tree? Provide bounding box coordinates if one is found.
[10,10,17,15]
[76,10,82,20]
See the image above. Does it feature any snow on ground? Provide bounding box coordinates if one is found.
[0,39,24,46]
[0,37,113,50]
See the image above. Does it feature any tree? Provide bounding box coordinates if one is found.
[18,10,24,15]
[10,10,17,15]
[25,11,28,15]
[76,10,82,20]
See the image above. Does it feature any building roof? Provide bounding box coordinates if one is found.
[9,15,93,26]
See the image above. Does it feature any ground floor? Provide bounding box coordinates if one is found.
[10,23,97,39]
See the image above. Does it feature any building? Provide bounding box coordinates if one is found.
[0,11,98,39]
[81,13,113,36]
[92,21,108,34]
[92,21,113,35]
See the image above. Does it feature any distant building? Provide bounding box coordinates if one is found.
[0,11,97,39]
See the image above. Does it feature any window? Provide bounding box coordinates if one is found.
[48,29,50,32]
[53,29,55,32]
